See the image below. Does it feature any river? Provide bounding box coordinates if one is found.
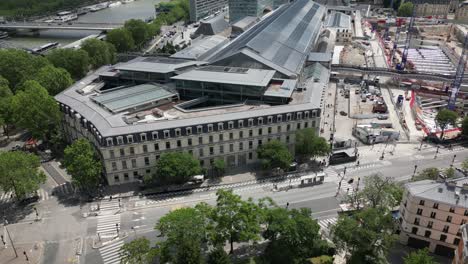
[3,0,162,49]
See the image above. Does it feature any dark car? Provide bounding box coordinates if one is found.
[340,111,347,116]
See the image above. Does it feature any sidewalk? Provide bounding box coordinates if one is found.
[0,242,43,264]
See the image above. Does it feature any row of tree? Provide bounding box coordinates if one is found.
[121,189,334,264]
[106,0,190,53]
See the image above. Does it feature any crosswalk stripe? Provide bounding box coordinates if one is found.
[318,217,338,232]
[99,240,124,264]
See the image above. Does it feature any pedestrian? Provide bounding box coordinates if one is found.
[286,202,290,208]
[110,195,113,201]
[357,160,360,166]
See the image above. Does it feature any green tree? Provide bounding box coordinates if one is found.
[121,237,152,264]
[208,246,231,264]
[445,167,456,178]
[331,208,396,264]
[0,151,46,199]
[413,168,440,181]
[0,77,14,137]
[462,116,468,137]
[351,174,403,209]
[295,128,331,161]
[262,207,331,264]
[0,49,51,90]
[63,139,102,195]
[213,158,226,177]
[435,109,458,141]
[211,190,263,254]
[310,255,334,264]
[463,159,468,171]
[106,28,135,53]
[156,204,212,263]
[403,248,437,264]
[33,65,73,96]
[154,152,202,185]
[81,39,116,69]
[12,80,60,140]
[257,140,293,171]
[397,2,413,17]
[47,48,90,79]
[124,19,150,48]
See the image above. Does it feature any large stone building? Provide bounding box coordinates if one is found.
[228,0,289,23]
[55,0,328,186]
[325,12,353,44]
[405,0,451,18]
[189,0,228,22]
[399,178,468,257]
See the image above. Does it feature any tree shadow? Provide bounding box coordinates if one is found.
[0,201,35,224]
[52,183,80,207]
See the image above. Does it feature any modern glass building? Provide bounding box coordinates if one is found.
[189,0,228,21]
[228,0,289,23]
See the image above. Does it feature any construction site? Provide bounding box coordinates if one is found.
[329,8,468,145]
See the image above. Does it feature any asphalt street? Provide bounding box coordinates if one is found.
[2,143,467,264]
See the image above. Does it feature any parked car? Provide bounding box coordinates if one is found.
[19,191,39,205]
[377,115,389,120]
[340,111,347,116]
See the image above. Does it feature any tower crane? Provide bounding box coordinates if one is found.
[447,34,468,110]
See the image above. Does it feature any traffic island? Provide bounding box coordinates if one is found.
[92,232,128,249]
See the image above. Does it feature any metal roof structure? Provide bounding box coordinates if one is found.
[264,79,297,98]
[171,35,229,61]
[115,57,203,74]
[171,66,276,86]
[307,52,332,62]
[326,12,352,29]
[232,16,258,31]
[193,15,229,36]
[92,83,177,113]
[208,0,326,78]
[405,177,468,207]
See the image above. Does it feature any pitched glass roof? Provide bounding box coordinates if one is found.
[92,83,177,113]
[208,0,326,77]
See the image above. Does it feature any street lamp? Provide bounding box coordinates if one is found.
[33,207,39,221]
[451,154,457,167]
[4,220,18,257]
[434,146,440,159]
[412,165,418,180]
[343,166,347,176]
[23,251,29,261]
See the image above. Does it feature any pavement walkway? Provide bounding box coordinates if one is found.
[0,242,43,264]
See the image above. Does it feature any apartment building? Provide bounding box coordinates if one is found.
[405,0,451,18]
[228,0,288,23]
[55,0,328,186]
[455,1,468,23]
[189,0,228,22]
[399,178,468,257]
[454,224,468,264]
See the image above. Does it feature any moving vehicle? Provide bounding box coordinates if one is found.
[32,42,59,54]
[53,11,78,23]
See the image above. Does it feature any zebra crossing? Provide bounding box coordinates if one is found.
[99,239,124,264]
[99,200,121,213]
[317,216,338,236]
[52,182,75,197]
[0,188,54,204]
[97,214,121,239]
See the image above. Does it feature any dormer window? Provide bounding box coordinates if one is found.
[175,129,181,137]
[127,135,134,143]
[277,115,282,122]
[218,123,224,131]
[186,127,192,135]
[228,121,234,129]
[164,130,170,138]
[106,138,113,146]
[152,131,159,140]
[117,136,124,145]
[140,133,147,142]
[197,125,203,134]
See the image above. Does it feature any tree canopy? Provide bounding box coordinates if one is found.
[12,80,60,140]
[46,48,90,80]
[120,237,153,264]
[350,174,403,209]
[257,140,293,171]
[435,109,458,140]
[262,207,331,264]
[0,49,51,90]
[154,152,202,185]
[0,76,13,136]
[33,65,73,96]
[331,207,396,264]
[413,167,440,181]
[106,28,135,53]
[156,204,212,263]
[462,116,468,138]
[403,248,437,264]
[211,189,264,253]
[0,151,46,199]
[397,2,413,17]
[124,19,151,48]
[81,39,116,69]
[213,158,226,177]
[295,128,331,160]
[63,138,102,194]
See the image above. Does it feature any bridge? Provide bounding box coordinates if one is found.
[331,64,461,82]
[0,22,123,31]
